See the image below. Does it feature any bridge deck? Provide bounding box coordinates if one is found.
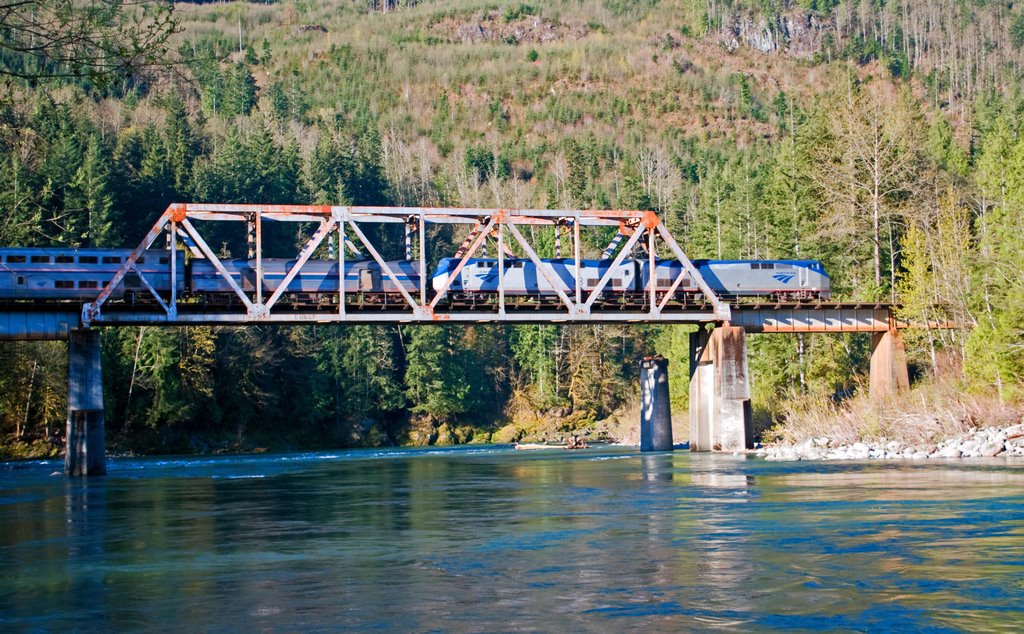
[0,300,901,339]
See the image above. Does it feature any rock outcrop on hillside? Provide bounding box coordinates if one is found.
[719,10,829,58]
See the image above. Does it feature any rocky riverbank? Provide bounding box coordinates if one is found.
[758,423,1024,461]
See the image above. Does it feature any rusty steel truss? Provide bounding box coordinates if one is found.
[82,204,732,326]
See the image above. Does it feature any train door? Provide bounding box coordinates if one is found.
[359,268,381,292]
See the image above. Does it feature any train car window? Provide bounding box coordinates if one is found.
[762,263,775,270]
[17,276,25,285]
[135,256,146,264]
[55,281,74,288]
[750,263,759,269]
[159,256,169,264]
[6,255,25,263]
[124,273,142,289]
[511,262,525,269]
[55,255,73,263]
[31,255,50,263]
[78,281,98,289]
[102,256,121,264]
[78,256,98,264]
[657,278,674,288]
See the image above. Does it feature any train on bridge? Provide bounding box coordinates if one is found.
[0,247,831,309]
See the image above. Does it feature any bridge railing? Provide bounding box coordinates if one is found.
[82,204,731,326]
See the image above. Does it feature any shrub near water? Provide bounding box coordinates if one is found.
[770,376,1022,448]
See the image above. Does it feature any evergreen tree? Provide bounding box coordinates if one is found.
[404,325,470,422]
[68,134,115,246]
[967,117,1024,399]
[221,63,257,119]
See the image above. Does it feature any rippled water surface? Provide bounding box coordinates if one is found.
[2,447,1023,631]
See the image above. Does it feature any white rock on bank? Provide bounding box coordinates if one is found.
[759,421,1024,462]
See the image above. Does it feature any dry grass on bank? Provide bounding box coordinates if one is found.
[768,378,1022,447]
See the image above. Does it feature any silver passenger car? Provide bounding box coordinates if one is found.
[0,248,183,300]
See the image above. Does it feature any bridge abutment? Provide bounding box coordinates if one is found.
[689,325,753,452]
[869,329,909,398]
[66,330,106,477]
[640,356,673,451]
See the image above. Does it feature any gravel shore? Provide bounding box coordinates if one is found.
[757,423,1024,461]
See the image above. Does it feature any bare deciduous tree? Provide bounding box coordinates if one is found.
[0,0,179,84]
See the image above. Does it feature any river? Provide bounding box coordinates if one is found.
[2,446,1023,631]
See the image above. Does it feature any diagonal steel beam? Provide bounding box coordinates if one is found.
[84,208,173,323]
[656,267,691,313]
[180,218,254,312]
[582,226,645,311]
[130,263,171,315]
[346,215,420,311]
[655,222,730,321]
[506,221,576,312]
[264,219,334,312]
[430,218,495,310]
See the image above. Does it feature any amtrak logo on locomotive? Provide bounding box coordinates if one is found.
[771,273,797,284]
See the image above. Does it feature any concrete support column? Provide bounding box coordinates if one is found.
[870,329,909,398]
[640,355,672,452]
[689,325,752,452]
[66,329,106,476]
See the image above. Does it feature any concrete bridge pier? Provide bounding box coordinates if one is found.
[689,325,753,452]
[66,329,106,476]
[640,356,673,452]
[870,329,909,398]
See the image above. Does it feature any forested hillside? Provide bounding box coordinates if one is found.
[1,0,1022,456]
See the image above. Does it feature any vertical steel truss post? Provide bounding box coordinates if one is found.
[255,211,263,307]
[497,218,506,317]
[84,204,727,325]
[339,214,346,317]
[573,217,581,307]
[419,212,426,308]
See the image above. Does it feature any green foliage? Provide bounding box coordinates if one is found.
[221,64,257,119]
[602,0,657,17]
[503,4,536,22]
[965,117,1024,399]
[404,325,471,421]
[4,0,1024,455]
[465,144,511,183]
[1012,14,1024,49]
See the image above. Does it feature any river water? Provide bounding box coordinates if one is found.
[2,446,1023,631]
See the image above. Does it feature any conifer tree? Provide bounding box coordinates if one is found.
[69,134,114,246]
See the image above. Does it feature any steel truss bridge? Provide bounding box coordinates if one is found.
[0,203,939,473]
[0,203,910,336]
[82,203,731,325]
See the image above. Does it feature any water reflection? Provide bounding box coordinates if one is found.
[0,449,1022,631]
